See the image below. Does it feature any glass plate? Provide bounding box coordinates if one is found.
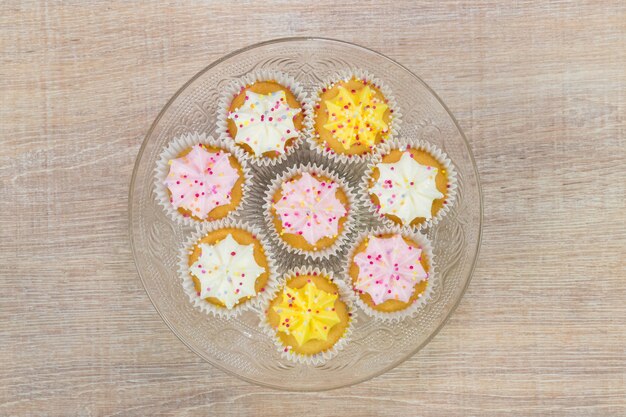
[129,37,482,391]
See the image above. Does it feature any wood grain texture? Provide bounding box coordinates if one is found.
[1,1,625,416]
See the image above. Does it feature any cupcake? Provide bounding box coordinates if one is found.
[364,140,457,229]
[155,134,250,225]
[310,70,398,161]
[218,71,308,165]
[261,267,355,364]
[264,164,355,260]
[346,227,434,321]
[179,221,276,317]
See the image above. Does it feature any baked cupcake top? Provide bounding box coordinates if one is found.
[273,172,347,246]
[353,234,428,305]
[370,151,444,224]
[164,144,240,220]
[189,233,266,309]
[272,280,341,346]
[227,89,301,156]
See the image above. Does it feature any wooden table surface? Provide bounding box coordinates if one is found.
[2,1,625,416]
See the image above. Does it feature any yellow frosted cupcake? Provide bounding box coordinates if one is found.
[263,268,355,363]
[312,72,397,159]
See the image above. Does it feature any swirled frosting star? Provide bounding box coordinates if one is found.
[164,144,239,219]
[273,172,347,246]
[353,234,428,305]
[228,90,301,156]
[370,151,444,223]
[323,85,389,149]
[273,281,341,346]
[190,234,265,309]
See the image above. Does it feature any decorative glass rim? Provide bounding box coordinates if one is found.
[129,37,483,391]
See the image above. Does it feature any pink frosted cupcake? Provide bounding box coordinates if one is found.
[155,134,250,225]
[263,164,356,260]
[346,227,435,321]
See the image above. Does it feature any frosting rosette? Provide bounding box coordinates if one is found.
[307,69,401,163]
[323,84,389,150]
[273,172,347,246]
[369,151,444,224]
[273,281,341,346]
[353,234,429,305]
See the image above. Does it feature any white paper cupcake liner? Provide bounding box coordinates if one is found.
[360,138,458,231]
[262,163,357,261]
[305,68,402,165]
[216,69,311,167]
[178,219,279,318]
[154,132,253,227]
[257,266,358,365]
[343,225,436,322]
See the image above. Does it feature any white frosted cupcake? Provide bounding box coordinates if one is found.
[362,139,457,230]
[216,70,310,166]
[179,220,277,317]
